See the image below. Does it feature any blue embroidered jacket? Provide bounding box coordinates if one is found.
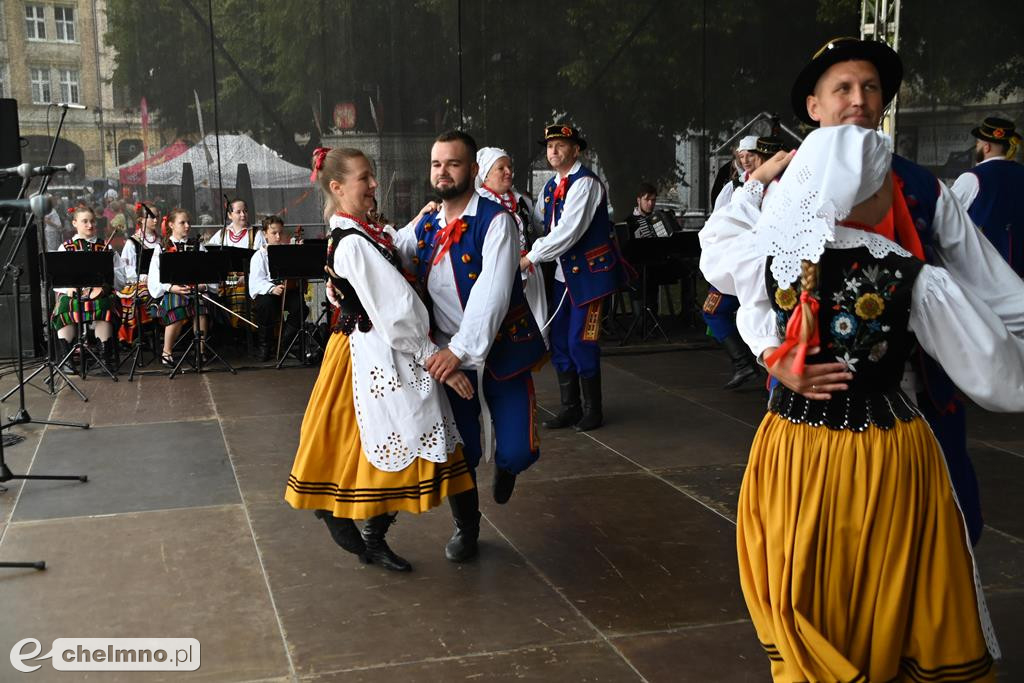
[540,164,622,306]
[411,196,546,380]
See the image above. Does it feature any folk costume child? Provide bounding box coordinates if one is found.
[147,209,214,367]
[117,201,161,344]
[51,205,127,368]
[248,216,309,361]
[206,198,266,329]
[285,147,475,573]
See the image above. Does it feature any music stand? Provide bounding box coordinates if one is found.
[45,251,118,381]
[620,238,671,345]
[268,244,326,368]
[119,248,156,381]
[205,245,255,354]
[160,250,236,378]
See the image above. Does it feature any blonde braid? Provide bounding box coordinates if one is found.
[798,259,819,345]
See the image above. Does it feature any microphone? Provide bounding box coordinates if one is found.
[0,163,76,178]
[51,102,87,110]
[0,194,53,218]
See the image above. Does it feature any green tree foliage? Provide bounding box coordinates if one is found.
[106,0,1022,215]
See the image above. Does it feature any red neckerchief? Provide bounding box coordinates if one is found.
[432,217,468,266]
[482,184,517,213]
[553,175,570,202]
[335,212,394,250]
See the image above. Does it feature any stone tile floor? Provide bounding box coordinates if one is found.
[0,347,1020,681]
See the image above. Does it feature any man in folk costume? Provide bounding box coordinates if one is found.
[702,36,1024,546]
[951,117,1024,276]
[397,131,546,563]
[525,124,624,432]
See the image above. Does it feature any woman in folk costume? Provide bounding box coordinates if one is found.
[206,198,266,330]
[704,126,1024,682]
[147,209,214,367]
[285,147,476,573]
[117,202,161,344]
[51,204,127,369]
[475,146,549,345]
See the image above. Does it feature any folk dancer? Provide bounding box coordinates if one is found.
[701,37,1024,545]
[706,123,1020,683]
[526,124,624,432]
[951,117,1024,276]
[704,136,782,390]
[397,131,546,563]
[285,146,475,572]
[51,205,127,370]
[475,146,549,346]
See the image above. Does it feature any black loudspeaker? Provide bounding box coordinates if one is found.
[0,225,44,358]
[0,98,22,200]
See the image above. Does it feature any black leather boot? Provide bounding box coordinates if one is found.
[314,509,366,556]
[255,329,273,362]
[492,467,517,505]
[722,335,759,390]
[55,338,75,372]
[361,513,412,572]
[97,338,117,369]
[445,486,480,562]
[575,371,604,432]
[543,370,582,429]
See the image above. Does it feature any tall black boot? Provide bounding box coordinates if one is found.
[255,327,273,362]
[721,335,759,390]
[314,509,366,556]
[55,338,75,372]
[445,487,480,562]
[575,370,604,432]
[361,513,412,572]
[97,338,117,370]
[543,370,582,429]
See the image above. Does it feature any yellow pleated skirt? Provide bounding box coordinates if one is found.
[284,332,474,519]
[738,412,995,683]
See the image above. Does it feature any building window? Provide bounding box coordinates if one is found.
[0,66,7,98]
[54,6,76,42]
[58,68,80,104]
[25,5,46,41]
[30,67,51,104]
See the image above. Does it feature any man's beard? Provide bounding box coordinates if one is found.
[975,147,986,164]
[435,175,471,200]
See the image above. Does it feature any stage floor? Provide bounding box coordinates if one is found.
[1,348,1021,681]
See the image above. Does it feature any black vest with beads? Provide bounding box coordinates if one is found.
[766,246,925,431]
[326,227,402,336]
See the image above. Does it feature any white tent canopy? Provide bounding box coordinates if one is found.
[118,133,309,188]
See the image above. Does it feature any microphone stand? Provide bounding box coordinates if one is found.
[0,103,91,413]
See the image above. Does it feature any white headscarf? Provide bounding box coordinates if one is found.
[737,135,759,152]
[754,125,892,289]
[476,147,510,190]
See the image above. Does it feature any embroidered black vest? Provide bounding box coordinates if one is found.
[766,246,925,431]
[326,227,401,336]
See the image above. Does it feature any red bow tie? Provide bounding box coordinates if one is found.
[553,176,570,201]
[433,217,468,265]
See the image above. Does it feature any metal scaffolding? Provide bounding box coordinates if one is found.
[861,0,903,140]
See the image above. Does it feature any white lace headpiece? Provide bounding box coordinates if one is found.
[753,125,892,289]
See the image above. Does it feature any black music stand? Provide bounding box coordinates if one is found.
[620,238,671,345]
[161,250,235,378]
[205,245,255,353]
[119,248,156,381]
[268,243,326,368]
[46,251,118,381]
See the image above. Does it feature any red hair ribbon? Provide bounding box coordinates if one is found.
[134,202,143,214]
[67,206,76,216]
[160,215,169,237]
[765,290,820,377]
[310,147,330,182]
